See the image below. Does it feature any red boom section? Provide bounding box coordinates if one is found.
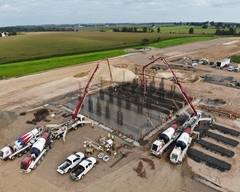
[142,56,198,116]
[72,58,113,119]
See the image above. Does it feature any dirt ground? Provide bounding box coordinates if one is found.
[0,37,240,192]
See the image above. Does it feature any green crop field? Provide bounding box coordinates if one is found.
[150,36,216,48]
[0,31,201,64]
[0,50,126,78]
[78,25,230,35]
[154,25,218,34]
[0,27,220,78]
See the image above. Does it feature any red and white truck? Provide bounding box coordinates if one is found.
[20,130,54,173]
[150,123,181,156]
[0,126,44,161]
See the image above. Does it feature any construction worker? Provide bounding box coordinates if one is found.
[111,135,115,141]
[212,118,215,125]
[98,145,103,151]
[108,132,111,139]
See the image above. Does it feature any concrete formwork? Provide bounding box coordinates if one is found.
[65,81,187,140]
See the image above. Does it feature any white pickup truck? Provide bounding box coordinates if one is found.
[228,66,234,71]
[70,157,97,181]
[57,152,85,174]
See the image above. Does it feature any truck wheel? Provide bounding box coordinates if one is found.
[37,160,41,165]
[23,150,28,154]
[41,156,45,161]
[81,174,85,179]
[18,152,23,157]
[74,126,78,130]
[57,135,60,139]
[10,156,15,160]
[93,163,96,167]
[50,143,54,149]
[32,164,36,170]
[68,168,72,173]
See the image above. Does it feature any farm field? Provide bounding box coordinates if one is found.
[0,31,218,78]
[79,25,240,35]
[0,31,215,64]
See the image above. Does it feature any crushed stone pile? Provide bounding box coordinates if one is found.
[90,65,137,82]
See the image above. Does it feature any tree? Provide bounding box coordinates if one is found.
[143,27,147,33]
[229,27,236,35]
[215,28,222,35]
[189,28,194,34]
[113,28,120,32]
[216,22,223,28]
[122,27,128,32]
[157,27,160,33]
[128,28,133,32]
[142,38,149,45]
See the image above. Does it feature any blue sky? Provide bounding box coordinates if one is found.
[0,0,239,27]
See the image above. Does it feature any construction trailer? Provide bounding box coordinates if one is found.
[217,58,230,68]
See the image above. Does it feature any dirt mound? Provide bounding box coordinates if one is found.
[74,71,89,78]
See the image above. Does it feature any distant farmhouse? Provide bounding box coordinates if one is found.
[1,32,9,37]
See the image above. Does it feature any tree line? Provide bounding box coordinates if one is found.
[113,26,161,33]
[0,26,74,37]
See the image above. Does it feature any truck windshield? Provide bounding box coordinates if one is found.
[151,144,158,151]
[21,162,27,170]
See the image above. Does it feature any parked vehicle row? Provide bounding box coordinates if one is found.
[57,152,97,181]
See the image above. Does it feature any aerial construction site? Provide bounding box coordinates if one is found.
[0,38,240,192]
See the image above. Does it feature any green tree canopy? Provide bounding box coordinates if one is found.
[189,28,194,34]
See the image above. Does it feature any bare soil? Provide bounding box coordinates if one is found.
[1,37,240,192]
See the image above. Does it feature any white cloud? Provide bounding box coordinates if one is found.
[0,0,239,27]
[0,3,23,13]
